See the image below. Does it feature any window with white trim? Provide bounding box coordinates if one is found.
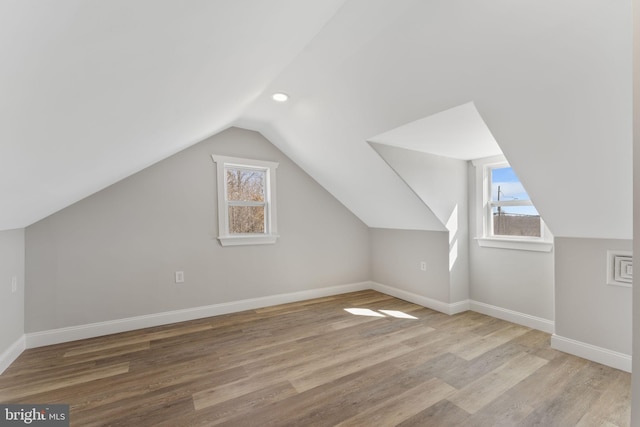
[473,156,552,252]
[487,164,541,238]
[212,155,279,246]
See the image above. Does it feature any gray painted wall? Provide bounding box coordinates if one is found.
[370,144,469,303]
[555,238,632,355]
[468,162,555,321]
[0,229,24,353]
[469,242,555,321]
[370,228,450,303]
[25,127,370,332]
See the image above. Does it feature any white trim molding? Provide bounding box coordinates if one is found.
[25,282,371,348]
[371,282,555,334]
[371,282,470,315]
[470,300,555,334]
[0,335,26,375]
[14,282,630,377]
[551,334,631,373]
[476,237,553,253]
[23,282,473,350]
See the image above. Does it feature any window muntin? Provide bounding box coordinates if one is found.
[487,165,542,239]
[212,155,279,246]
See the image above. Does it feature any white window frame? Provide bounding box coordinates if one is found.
[212,155,279,247]
[472,155,553,252]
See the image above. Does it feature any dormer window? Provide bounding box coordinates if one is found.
[472,156,553,252]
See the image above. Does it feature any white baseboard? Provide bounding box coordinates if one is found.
[11,282,632,376]
[551,334,631,373]
[25,281,371,349]
[469,300,555,334]
[449,299,472,315]
[370,283,554,333]
[370,282,470,315]
[0,335,26,375]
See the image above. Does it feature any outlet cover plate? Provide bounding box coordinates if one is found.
[175,271,185,283]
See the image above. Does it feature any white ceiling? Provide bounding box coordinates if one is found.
[0,0,346,229]
[367,102,502,161]
[1,0,633,239]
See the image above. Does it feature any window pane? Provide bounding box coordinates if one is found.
[492,206,541,237]
[491,167,531,202]
[229,205,265,234]
[226,168,265,202]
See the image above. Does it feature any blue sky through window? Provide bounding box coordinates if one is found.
[491,166,539,216]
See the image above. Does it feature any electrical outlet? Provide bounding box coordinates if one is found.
[11,276,17,293]
[420,261,427,271]
[175,271,185,283]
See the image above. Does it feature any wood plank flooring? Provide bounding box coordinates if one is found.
[0,290,631,426]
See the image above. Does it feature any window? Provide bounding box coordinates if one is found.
[472,156,552,252]
[212,155,279,246]
[488,165,541,238]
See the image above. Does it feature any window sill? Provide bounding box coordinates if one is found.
[475,237,553,252]
[218,234,279,247]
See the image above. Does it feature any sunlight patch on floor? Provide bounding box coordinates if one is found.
[344,308,385,317]
[379,309,418,319]
[344,308,418,319]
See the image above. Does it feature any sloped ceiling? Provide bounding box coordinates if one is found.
[0,0,346,230]
[368,102,502,161]
[1,0,632,239]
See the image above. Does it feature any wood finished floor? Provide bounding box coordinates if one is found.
[0,290,631,426]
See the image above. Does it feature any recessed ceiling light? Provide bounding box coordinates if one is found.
[272,92,289,102]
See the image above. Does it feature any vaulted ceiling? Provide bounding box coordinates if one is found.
[1,0,632,239]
